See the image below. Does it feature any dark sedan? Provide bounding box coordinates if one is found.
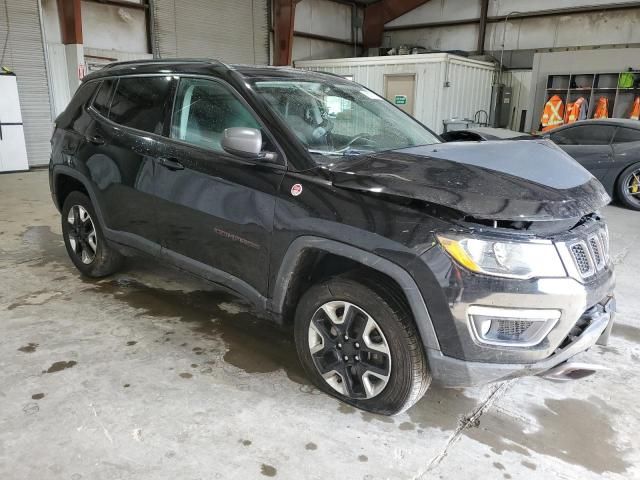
[441,127,534,142]
[542,119,640,210]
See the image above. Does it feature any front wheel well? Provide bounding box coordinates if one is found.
[55,174,88,211]
[279,249,411,328]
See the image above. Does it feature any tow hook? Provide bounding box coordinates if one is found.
[541,362,610,381]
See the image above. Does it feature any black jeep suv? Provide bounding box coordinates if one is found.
[50,59,615,415]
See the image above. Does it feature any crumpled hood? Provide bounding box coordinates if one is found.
[328,140,610,221]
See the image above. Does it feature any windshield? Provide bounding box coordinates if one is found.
[252,78,440,162]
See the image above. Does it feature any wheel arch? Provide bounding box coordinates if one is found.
[614,160,640,200]
[52,166,108,229]
[270,236,441,351]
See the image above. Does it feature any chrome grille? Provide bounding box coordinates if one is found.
[567,227,609,279]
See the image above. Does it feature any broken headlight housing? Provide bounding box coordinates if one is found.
[437,234,566,280]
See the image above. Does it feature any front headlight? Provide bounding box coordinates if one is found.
[438,234,566,279]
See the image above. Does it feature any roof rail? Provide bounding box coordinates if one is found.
[101,58,228,70]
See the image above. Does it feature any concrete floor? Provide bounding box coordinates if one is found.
[0,169,639,480]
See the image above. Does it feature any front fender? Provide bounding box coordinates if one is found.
[269,236,441,352]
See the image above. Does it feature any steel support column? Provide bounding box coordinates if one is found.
[56,0,83,45]
[477,0,489,54]
[362,0,430,49]
[273,0,300,66]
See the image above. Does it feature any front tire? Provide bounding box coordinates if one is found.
[294,274,431,415]
[616,162,640,211]
[61,191,124,277]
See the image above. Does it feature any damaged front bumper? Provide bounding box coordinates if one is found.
[415,215,616,387]
[426,298,615,387]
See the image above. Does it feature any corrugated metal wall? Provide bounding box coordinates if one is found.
[0,0,54,167]
[152,0,269,64]
[297,55,495,133]
[502,70,533,132]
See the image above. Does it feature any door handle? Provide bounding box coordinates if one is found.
[85,134,105,145]
[158,157,184,171]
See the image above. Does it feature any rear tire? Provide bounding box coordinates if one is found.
[294,273,431,415]
[616,162,640,211]
[61,191,124,277]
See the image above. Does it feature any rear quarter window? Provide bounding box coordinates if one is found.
[108,76,174,135]
[613,127,640,144]
[92,79,118,118]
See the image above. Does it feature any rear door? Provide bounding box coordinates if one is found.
[80,75,176,251]
[550,124,616,181]
[154,76,285,298]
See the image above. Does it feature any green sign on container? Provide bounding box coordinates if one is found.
[394,95,407,105]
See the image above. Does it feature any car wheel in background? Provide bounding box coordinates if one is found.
[616,163,640,211]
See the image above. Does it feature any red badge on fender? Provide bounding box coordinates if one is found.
[291,183,303,196]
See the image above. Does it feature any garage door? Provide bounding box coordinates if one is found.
[152,0,269,65]
[0,0,54,167]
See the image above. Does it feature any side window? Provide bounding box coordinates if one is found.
[551,125,615,146]
[613,127,640,144]
[170,78,261,153]
[108,76,174,135]
[550,128,576,145]
[92,79,117,117]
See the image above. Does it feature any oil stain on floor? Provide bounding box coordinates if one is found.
[44,361,77,374]
[260,464,277,477]
[90,278,308,384]
[464,395,632,475]
[18,343,38,353]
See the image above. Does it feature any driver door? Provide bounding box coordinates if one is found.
[153,77,285,298]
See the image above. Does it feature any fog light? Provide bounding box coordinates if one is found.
[468,306,561,347]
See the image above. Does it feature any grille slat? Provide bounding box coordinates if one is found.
[568,227,609,279]
[571,242,593,276]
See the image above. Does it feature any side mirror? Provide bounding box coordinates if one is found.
[221,127,263,158]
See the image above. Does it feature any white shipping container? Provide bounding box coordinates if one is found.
[295,53,496,134]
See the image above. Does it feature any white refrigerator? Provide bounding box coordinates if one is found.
[0,73,29,172]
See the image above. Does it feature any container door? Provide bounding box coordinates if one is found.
[384,75,416,116]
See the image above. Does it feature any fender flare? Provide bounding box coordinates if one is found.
[52,165,109,228]
[270,236,441,351]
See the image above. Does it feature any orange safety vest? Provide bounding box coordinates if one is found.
[564,102,574,124]
[541,95,564,131]
[565,97,586,124]
[630,96,640,121]
[593,97,609,119]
